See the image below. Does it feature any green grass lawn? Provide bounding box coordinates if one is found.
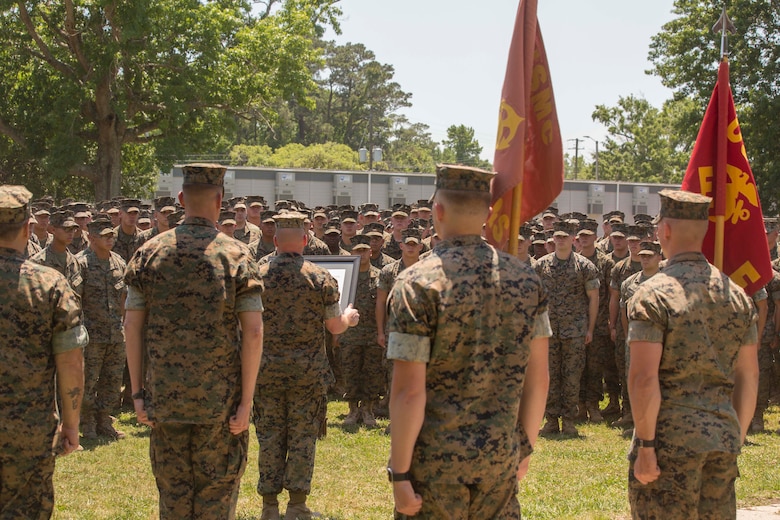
[52,401,780,519]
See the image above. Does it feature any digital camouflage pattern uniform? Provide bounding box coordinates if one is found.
[112,225,146,263]
[68,233,90,255]
[378,257,414,398]
[75,245,127,433]
[0,186,88,518]
[249,238,276,261]
[370,250,395,269]
[124,214,264,520]
[535,251,600,423]
[754,271,780,427]
[610,256,642,416]
[233,221,260,245]
[339,264,383,405]
[253,252,341,497]
[29,244,84,299]
[387,235,551,518]
[581,247,615,410]
[627,251,757,519]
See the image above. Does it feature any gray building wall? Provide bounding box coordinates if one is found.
[156,166,679,221]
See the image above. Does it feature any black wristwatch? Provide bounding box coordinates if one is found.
[636,438,656,448]
[131,390,145,400]
[387,467,412,483]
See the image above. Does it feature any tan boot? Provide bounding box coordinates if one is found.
[96,414,126,440]
[286,492,314,520]
[361,401,377,427]
[561,417,579,436]
[587,402,604,422]
[539,415,559,435]
[749,415,765,434]
[343,401,360,426]
[603,393,621,415]
[260,494,280,520]
[611,412,634,429]
[81,415,98,440]
[576,402,588,422]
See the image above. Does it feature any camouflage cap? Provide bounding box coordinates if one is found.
[351,234,371,250]
[273,212,306,229]
[32,204,51,217]
[167,210,184,228]
[655,189,711,222]
[233,200,247,210]
[626,225,646,241]
[324,221,341,235]
[50,210,78,228]
[610,222,628,237]
[138,211,152,225]
[391,204,411,218]
[633,213,653,225]
[340,210,358,223]
[577,219,599,235]
[219,210,237,225]
[433,164,495,196]
[68,202,91,218]
[312,206,328,219]
[765,217,779,234]
[638,241,662,256]
[106,206,120,215]
[402,227,422,244]
[532,231,547,245]
[153,196,176,212]
[0,185,32,225]
[182,163,226,187]
[553,220,577,237]
[120,199,142,213]
[416,199,432,211]
[245,195,266,208]
[519,224,534,240]
[261,210,278,223]
[87,215,116,236]
[542,206,559,219]
[360,203,380,216]
[363,222,385,238]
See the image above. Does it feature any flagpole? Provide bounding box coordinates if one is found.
[507,175,524,256]
[712,6,735,270]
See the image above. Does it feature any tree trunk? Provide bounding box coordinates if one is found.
[93,75,123,200]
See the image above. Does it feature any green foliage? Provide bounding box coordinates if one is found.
[440,124,491,169]
[0,0,340,199]
[591,95,690,184]
[228,142,364,170]
[648,0,780,209]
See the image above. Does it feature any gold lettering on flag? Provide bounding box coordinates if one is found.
[496,101,523,151]
[731,261,761,289]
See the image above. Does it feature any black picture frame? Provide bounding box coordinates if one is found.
[305,255,361,311]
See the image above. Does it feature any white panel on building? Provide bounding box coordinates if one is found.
[632,185,650,215]
[276,171,295,200]
[224,169,236,199]
[588,184,606,216]
[333,174,353,206]
[389,176,408,206]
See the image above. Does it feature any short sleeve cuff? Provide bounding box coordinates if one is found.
[236,293,264,313]
[585,279,600,292]
[387,332,431,363]
[753,288,768,303]
[125,286,146,310]
[324,302,342,321]
[627,320,664,344]
[742,324,758,346]
[531,310,552,340]
[52,325,89,355]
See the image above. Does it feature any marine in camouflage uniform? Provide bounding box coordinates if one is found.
[249,210,278,261]
[0,185,88,519]
[627,190,758,519]
[139,196,176,241]
[29,211,84,298]
[387,165,551,519]
[751,268,780,432]
[75,216,127,440]
[232,200,261,245]
[577,219,616,421]
[112,198,147,263]
[253,212,359,520]
[535,220,600,436]
[124,164,264,520]
[609,225,646,428]
[339,235,383,427]
[364,222,395,269]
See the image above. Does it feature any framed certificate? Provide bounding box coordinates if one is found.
[305,255,360,311]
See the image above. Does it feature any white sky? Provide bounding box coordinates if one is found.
[329,0,679,161]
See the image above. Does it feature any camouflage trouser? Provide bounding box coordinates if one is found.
[547,336,586,419]
[253,383,326,495]
[0,451,55,519]
[325,331,343,389]
[83,341,125,417]
[616,332,631,414]
[150,422,248,520]
[340,340,385,402]
[395,476,520,519]
[756,340,777,416]
[579,333,611,404]
[628,450,738,520]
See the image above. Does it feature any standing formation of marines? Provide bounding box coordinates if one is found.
[0,162,770,519]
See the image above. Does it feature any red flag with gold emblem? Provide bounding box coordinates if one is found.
[681,58,772,296]
[486,0,564,251]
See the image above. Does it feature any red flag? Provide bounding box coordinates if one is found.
[681,58,772,296]
[486,0,563,251]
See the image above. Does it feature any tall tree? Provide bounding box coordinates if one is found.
[591,95,690,184]
[0,0,340,198]
[441,124,488,167]
[648,0,780,208]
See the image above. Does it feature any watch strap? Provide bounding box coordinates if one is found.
[636,438,656,448]
[387,468,412,482]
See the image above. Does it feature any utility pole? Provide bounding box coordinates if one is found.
[567,138,582,179]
